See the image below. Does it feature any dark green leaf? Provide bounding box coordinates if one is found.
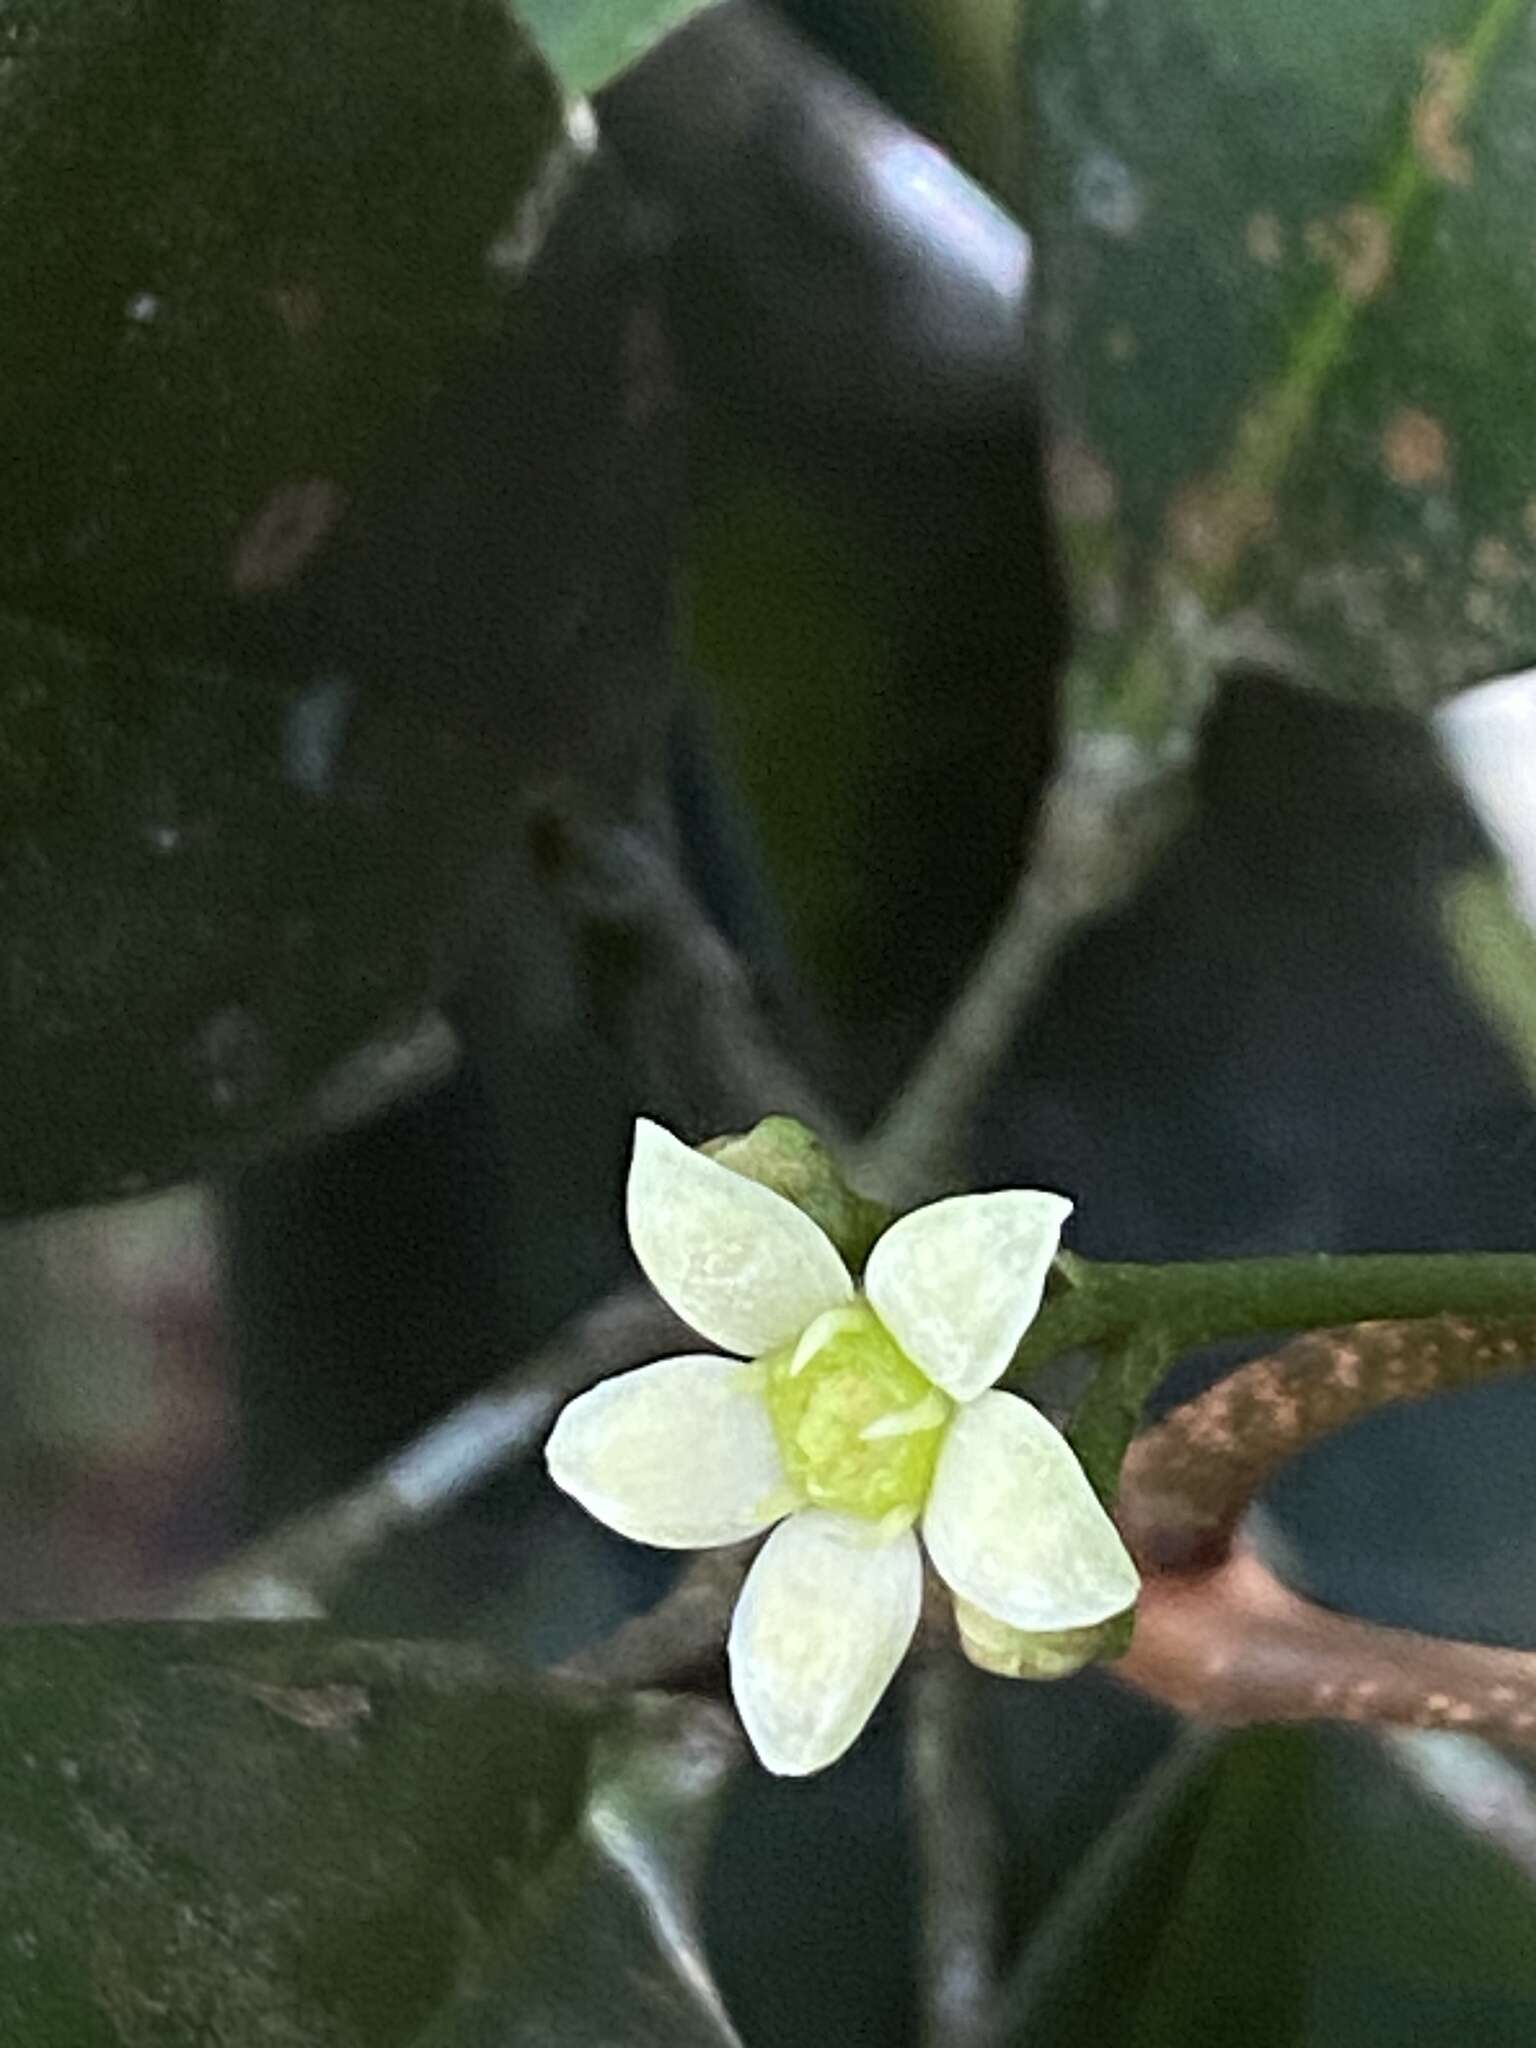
[1023,0,1536,733]
[0,0,562,642]
[415,1713,744,2045]
[0,615,512,1219]
[520,0,722,95]
[0,0,702,1218]
[997,1727,1536,2047]
[992,1733,1236,2041]
[0,1625,738,2046]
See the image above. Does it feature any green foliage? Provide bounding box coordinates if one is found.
[0,0,561,643]
[998,1729,1536,2046]
[1022,0,1536,735]
[0,0,568,1216]
[1442,865,1536,1099]
[0,617,511,1219]
[0,1626,738,2045]
[518,0,722,94]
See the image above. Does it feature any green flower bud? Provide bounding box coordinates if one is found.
[702,1117,891,1272]
[954,1598,1135,1681]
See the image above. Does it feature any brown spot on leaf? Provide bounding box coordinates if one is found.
[231,479,347,594]
[241,1682,373,1732]
[1473,536,1519,583]
[1304,204,1393,303]
[268,281,325,340]
[1168,478,1275,576]
[1413,47,1474,186]
[1245,211,1285,267]
[1105,324,1138,363]
[1049,440,1118,525]
[1381,408,1449,488]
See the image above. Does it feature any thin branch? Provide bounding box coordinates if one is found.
[534,801,844,1141]
[299,1008,461,1138]
[1011,1255,1536,1388]
[1383,1729,1536,1886]
[1118,1315,1536,1569]
[556,1546,751,1691]
[1116,1547,1536,1747]
[1112,1318,1536,1751]
[858,738,1190,1205]
[175,1286,688,1619]
[907,1657,1005,2048]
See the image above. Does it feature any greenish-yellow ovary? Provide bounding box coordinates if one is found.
[763,1303,952,1521]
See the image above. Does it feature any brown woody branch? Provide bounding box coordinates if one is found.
[1113,1315,1536,1751]
[1117,1547,1536,1747]
[1118,1314,1536,1571]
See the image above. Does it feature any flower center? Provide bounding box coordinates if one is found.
[762,1301,952,1523]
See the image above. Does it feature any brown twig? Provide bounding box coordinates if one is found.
[907,1657,1005,2048]
[1116,1547,1536,1747]
[1118,1314,1536,1570]
[175,1286,688,1619]
[1110,1316,1536,1749]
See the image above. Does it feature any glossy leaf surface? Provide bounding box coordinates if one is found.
[1023,0,1536,731]
[0,615,512,1218]
[521,0,723,95]
[0,1626,738,2045]
[0,0,560,640]
[998,1727,1536,2046]
[0,3,681,1216]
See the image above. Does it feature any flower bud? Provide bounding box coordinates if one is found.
[954,1597,1135,1680]
[702,1117,890,1271]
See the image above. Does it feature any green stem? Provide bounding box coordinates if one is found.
[1067,1330,1175,1501]
[1009,1250,1536,1388]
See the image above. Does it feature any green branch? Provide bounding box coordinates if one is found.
[1006,1249,1536,1502]
[1011,1247,1536,1399]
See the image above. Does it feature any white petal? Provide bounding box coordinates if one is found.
[864,1189,1072,1401]
[923,1393,1139,1630]
[546,1355,797,1548]
[627,1118,852,1355]
[728,1511,921,1776]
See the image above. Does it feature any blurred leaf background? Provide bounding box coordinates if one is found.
[1,0,1536,2042]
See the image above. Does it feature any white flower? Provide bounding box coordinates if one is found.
[546,1119,1139,1776]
